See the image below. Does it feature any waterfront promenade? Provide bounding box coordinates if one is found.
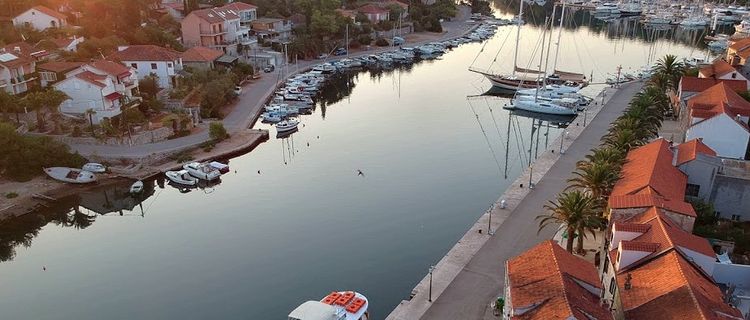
[68,7,475,160]
[387,82,643,320]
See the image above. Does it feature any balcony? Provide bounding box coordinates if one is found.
[200,29,227,36]
[10,75,37,86]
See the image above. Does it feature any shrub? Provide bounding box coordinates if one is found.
[169,151,194,163]
[5,192,18,199]
[209,122,229,142]
[357,34,372,45]
[0,122,86,181]
[375,37,389,47]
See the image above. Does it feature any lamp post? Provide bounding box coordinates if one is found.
[559,131,565,154]
[428,266,435,302]
[488,205,494,236]
[528,166,534,189]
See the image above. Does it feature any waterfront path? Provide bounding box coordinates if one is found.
[387,82,643,320]
[68,7,474,159]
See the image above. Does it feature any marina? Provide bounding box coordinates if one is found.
[0,3,722,319]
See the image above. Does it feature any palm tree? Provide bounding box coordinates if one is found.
[24,89,69,131]
[581,147,626,169]
[567,161,621,201]
[603,128,647,153]
[537,190,605,254]
[84,108,97,136]
[651,54,685,92]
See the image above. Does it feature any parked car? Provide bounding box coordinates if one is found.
[393,36,405,46]
[234,86,242,95]
[263,65,275,73]
[317,53,329,59]
[334,48,347,56]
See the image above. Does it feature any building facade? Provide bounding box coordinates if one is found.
[12,5,68,30]
[110,45,183,89]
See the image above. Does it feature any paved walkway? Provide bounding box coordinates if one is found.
[68,7,475,158]
[386,82,643,320]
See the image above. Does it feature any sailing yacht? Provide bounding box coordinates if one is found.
[470,2,588,92]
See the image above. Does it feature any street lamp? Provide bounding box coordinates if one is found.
[487,205,494,236]
[428,265,435,302]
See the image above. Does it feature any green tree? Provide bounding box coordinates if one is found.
[0,90,23,124]
[651,54,685,92]
[537,190,605,254]
[209,122,228,141]
[84,108,97,136]
[24,89,69,131]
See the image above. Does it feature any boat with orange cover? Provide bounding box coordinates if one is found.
[288,290,369,320]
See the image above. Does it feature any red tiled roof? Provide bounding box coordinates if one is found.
[729,37,750,52]
[109,45,180,62]
[221,2,257,11]
[611,139,688,200]
[181,46,223,62]
[358,4,389,14]
[507,240,612,320]
[37,61,84,73]
[26,5,67,20]
[104,92,121,100]
[675,139,717,166]
[699,60,738,78]
[614,222,651,233]
[621,240,660,252]
[74,71,107,88]
[688,82,750,121]
[88,60,130,77]
[609,194,696,217]
[622,207,715,258]
[189,7,239,23]
[0,42,36,68]
[618,251,741,320]
[679,76,746,93]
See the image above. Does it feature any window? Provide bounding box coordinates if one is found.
[686,184,700,197]
[151,63,157,70]
[609,277,617,294]
[40,72,56,82]
[732,72,738,79]
[168,63,172,68]
[603,255,609,274]
[731,214,741,221]
[131,63,137,68]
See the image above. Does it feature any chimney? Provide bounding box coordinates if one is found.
[624,273,632,290]
[737,114,742,121]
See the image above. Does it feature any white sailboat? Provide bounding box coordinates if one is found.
[470,2,587,92]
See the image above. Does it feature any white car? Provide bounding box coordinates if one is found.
[234,86,242,95]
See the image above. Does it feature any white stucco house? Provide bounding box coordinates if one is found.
[12,5,68,30]
[698,59,750,89]
[53,60,140,124]
[684,82,750,160]
[109,45,183,89]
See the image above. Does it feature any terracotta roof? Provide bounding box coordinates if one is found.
[621,240,660,252]
[688,82,750,121]
[619,207,715,260]
[617,251,741,320]
[608,194,696,218]
[109,45,180,62]
[181,46,223,62]
[729,37,750,51]
[189,7,239,23]
[50,38,75,48]
[37,61,84,73]
[507,240,612,320]
[679,76,746,94]
[74,71,107,88]
[0,42,36,68]
[699,60,738,78]
[88,60,130,77]
[336,9,357,19]
[675,139,717,166]
[24,5,67,20]
[220,2,257,11]
[358,4,389,14]
[611,139,688,200]
[614,222,651,233]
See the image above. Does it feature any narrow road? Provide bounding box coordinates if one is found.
[418,82,642,320]
[69,7,474,158]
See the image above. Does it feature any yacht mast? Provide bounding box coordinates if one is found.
[535,16,549,102]
[512,0,525,76]
[544,4,557,76]
[553,2,566,72]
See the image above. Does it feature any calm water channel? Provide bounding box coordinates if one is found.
[0,4,715,319]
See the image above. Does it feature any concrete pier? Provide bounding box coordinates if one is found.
[386,82,643,320]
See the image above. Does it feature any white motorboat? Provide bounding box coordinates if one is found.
[130,180,144,194]
[209,161,230,174]
[618,3,642,16]
[276,118,300,133]
[44,167,97,184]
[82,163,106,173]
[183,162,221,181]
[288,291,369,320]
[594,3,619,14]
[165,169,198,186]
[261,112,283,123]
[509,99,577,115]
[735,20,750,33]
[680,17,709,27]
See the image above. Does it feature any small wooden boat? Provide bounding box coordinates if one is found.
[130,180,144,194]
[82,163,106,173]
[44,167,97,184]
[165,170,198,186]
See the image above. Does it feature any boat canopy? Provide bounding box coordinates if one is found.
[552,69,587,82]
[514,66,545,74]
[288,301,338,320]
